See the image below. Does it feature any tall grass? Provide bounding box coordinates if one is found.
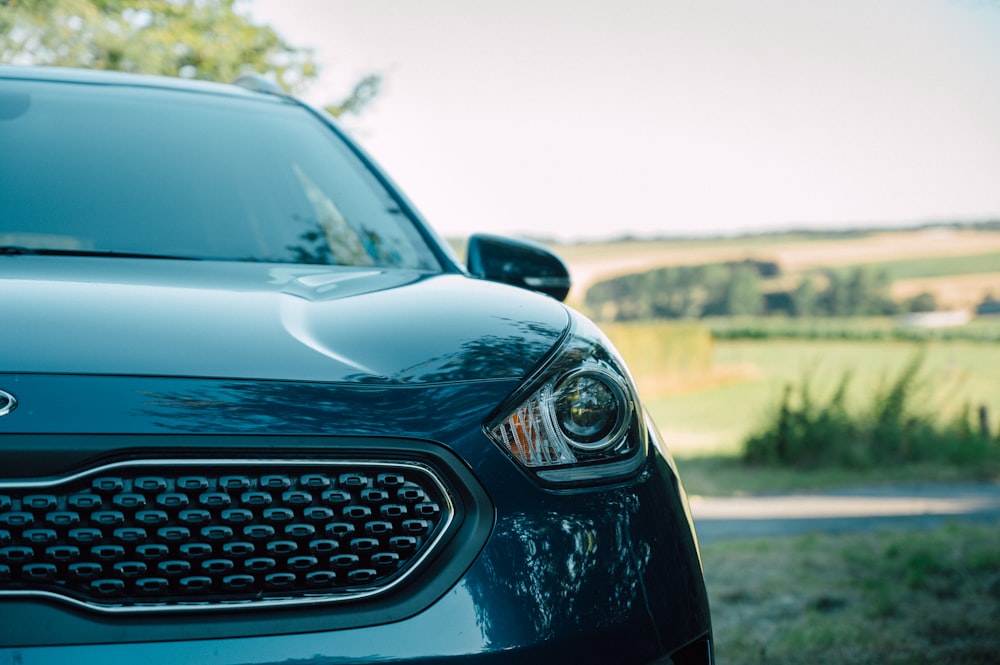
[744,355,999,469]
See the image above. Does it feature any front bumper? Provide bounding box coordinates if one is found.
[0,375,711,664]
[0,449,710,664]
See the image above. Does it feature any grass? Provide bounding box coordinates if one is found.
[675,455,997,497]
[703,522,1000,664]
[632,338,1000,459]
[742,354,999,470]
[705,315,1000,342]
[598,329,1000,495]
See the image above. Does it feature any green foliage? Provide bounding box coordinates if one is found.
[977,293,1000,315]
[586,260,931,321]
[792,276,821,316]
[903,291,938,313]
[723,264,765,316]
[0,0,379,114]
[2,0,303,86]
[744,354,999,469]
[643,335,1000,464]
[584,259,775,321]
[819,266,898,316]
[322,74,381,118]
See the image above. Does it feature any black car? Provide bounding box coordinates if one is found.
[0,66,712,664]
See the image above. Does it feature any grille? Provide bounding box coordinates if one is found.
[0,459,454,613]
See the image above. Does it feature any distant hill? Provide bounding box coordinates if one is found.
[445,222,1000,311]
[547,225,1000,311]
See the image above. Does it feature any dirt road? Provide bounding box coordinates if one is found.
[689,482,1000,544]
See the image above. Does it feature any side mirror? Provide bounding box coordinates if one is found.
[466,234,572,302]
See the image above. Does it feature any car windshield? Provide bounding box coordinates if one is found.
[0,77,441,270]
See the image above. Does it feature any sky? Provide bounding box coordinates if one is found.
[249,0,1000,242]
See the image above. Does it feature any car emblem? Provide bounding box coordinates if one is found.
[0,390,17,416]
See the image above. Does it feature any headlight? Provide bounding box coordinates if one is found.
[485,316,647,486]
[553,369,632,449]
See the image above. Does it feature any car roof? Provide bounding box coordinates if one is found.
[0,65,278,103]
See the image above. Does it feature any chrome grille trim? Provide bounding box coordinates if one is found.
[0,458,455,613]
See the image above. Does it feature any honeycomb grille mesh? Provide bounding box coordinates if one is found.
[0,459,453,612]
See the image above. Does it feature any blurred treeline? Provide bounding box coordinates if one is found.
[585,260,937,322]
[0,0,379,116]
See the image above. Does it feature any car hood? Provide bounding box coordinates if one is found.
[0,258,569,384]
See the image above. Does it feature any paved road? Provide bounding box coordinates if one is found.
[688,482,1000,544]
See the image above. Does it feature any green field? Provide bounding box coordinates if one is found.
[554,229,1000,663]
[546,228,1000,491]
[603,327,1000,460]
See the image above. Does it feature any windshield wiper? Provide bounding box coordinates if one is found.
[0,246,201,260]
[0,246,36,255]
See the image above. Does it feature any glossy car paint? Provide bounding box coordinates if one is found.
[0,67,711,664]
[0,259,567,382]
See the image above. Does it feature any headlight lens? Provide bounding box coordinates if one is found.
[553,370,631,450]
[485,317,646,485]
